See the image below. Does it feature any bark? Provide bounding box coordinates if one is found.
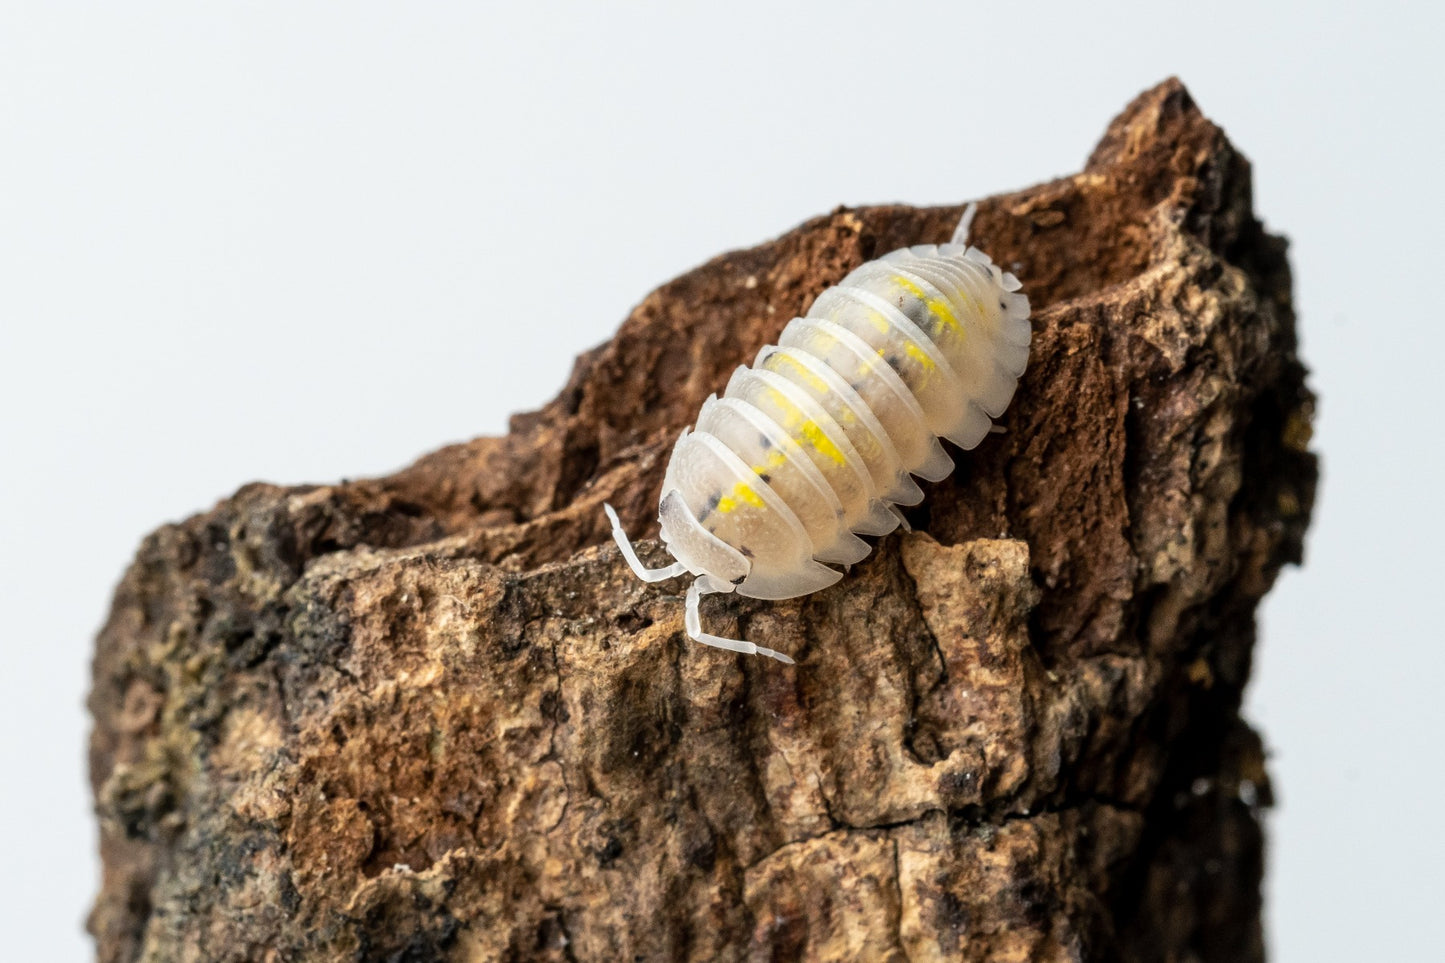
[88,78,1315,963]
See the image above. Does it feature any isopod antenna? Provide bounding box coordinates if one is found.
[950,202,978,245]
[604,504,796,664]
[603,503,686,582]
[685,576,795,665]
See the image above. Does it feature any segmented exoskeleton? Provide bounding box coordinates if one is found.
[605,204,1031,663]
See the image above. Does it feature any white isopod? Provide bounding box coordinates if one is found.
[605,204,1031,664]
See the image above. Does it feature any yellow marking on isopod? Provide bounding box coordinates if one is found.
[750,448,788,477]
[892,273,961,331]
[903,341,935,371]
[716,480,766,514]
[764,388,804,428]
[800,421,846,466]
[865,308,891,335]
[765,353,831,396]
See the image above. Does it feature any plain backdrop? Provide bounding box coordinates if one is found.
[3,2,1441,959]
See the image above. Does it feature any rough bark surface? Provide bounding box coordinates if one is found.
[89,79,1315,962]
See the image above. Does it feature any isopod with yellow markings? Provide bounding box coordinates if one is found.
[605,204,1031,664]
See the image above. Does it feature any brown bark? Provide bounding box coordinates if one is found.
[88,78,1315,962]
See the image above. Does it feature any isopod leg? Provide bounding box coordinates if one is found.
[949,202,978,245]
[685,576,796,665]
[603,503,687,583]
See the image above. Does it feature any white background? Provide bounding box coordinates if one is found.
[2,2,1440,959]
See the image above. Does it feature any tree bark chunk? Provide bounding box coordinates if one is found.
[88,78,1316,963]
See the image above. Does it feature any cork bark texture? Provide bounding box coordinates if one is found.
[88,79,1316,962]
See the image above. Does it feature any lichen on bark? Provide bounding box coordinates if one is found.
[89,78,1315,962]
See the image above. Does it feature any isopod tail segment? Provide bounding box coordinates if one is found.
[604,502,796,664]
[950,202,978,246]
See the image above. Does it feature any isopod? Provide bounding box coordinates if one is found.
[605,204,1031,663]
